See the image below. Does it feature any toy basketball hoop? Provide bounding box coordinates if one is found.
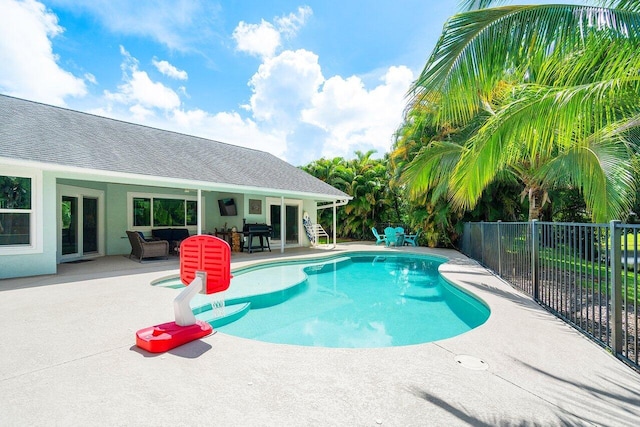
[136,235,232,353]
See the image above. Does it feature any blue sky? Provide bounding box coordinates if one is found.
[0,0,580,166]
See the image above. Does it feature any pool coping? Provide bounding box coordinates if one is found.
[1,242,639,425]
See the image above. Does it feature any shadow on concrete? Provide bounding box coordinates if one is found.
[129,334,214,359]
[407,385,581,427]
[511,358,640,422]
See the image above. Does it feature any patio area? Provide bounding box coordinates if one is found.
[1,243,639,426]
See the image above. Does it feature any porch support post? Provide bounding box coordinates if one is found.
[197,189,202,235]
[333,201,337,248]
[280,196,285,253]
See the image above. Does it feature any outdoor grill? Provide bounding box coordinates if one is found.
[242,223,272,253]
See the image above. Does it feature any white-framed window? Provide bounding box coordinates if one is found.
[0,167,41,253]
[128,192,199,230]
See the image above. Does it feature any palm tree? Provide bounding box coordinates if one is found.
[301,157,352,233]
[302,152,399,239]
[343,150,393,238]
[404,1,640,222]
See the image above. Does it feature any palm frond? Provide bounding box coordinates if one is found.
[539,138,635,222]
[464,0,640,13]
[412,5,640,126]
[598,1,640,13]
[400,140,463,200]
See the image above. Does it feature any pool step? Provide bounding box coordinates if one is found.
[195,302,252,328]
[401,286,444,302]
[303,256,352,274]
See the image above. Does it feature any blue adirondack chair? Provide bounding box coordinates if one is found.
[403,228,421,247]
[371,227,387,245]
[384,227,399,247]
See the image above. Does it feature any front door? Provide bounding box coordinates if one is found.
[58,185,104,262]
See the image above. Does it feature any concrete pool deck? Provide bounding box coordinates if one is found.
[1,243,639,426]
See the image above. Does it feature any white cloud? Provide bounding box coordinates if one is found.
[104,46,181,113]
[233,20,281,58]
[244,46,414,163]
[128,103,154,121]
[152,58,188,80]
[84,72,97,84]
[274,6,313,38]
[0,0,86,105]
[301,66,414,159]
[248,49,324,123]
[233,6,312,59]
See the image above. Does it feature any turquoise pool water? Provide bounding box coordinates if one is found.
[217,254,490,348]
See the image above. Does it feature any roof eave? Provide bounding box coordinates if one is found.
[0,156,351,202]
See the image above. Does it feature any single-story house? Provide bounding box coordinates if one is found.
[0,94,350,279]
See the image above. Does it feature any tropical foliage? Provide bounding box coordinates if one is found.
[301,151,402,240]
[304,1,640,247]
[400,0,640,223]
[0,176,31,209]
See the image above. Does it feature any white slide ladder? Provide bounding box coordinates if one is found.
[303,212,330,247]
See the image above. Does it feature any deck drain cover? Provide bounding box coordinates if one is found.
[454,354,488,370]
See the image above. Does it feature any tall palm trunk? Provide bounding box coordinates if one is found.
[527,186,546,221]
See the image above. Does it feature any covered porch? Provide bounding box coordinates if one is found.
[55,175,348,265]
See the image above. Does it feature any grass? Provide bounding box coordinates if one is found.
[536,244,639,305]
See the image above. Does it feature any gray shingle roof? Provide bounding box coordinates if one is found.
[0,94,349,199]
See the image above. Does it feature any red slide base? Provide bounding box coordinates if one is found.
[136,320,213,353]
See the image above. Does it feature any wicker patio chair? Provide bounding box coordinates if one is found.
[126,231,169,262]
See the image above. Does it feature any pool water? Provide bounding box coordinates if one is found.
[217,254,490,348]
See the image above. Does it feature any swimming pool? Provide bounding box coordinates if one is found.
[208,253,490,348]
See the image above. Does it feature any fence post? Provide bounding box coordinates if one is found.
[497,220,502,276]
[609,220,623,354]
[531,219,539,301]
[480,221,485,265]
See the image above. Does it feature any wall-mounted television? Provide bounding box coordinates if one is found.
[218,198,237,216]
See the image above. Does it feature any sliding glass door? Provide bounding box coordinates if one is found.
[61,196,78,256]
[266,198,302,247]
[58,185,104,262]
[82,197,98,253]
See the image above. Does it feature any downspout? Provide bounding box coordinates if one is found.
[197,189,202,235]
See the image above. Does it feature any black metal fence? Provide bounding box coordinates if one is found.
[461,221,639,372]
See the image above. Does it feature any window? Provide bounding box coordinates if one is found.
[130,194,198,228]
[133,198,151,227]
[154,198,185,226]
[0,175,32,246]
[186,200,197,226]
